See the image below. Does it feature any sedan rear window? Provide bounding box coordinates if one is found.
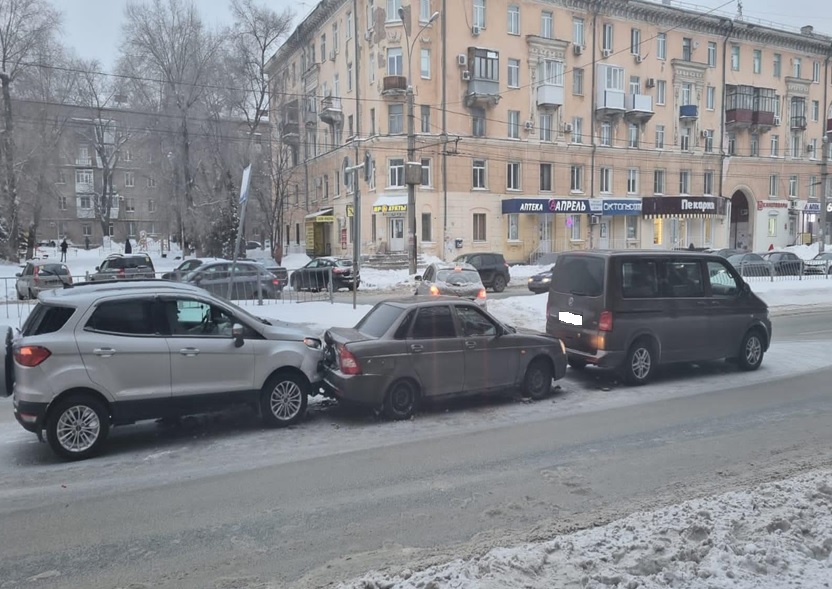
[21,304,76,336]
[551,256,605,297]
[41,264,70,275]
[355,303,406,338]
[436,269,481,284]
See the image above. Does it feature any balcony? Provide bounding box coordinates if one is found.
[280,121,300,144]
[319,96,343,126]
[625,93,654,122]
[536,84,564,109]
[303,108,318,126]
[75,158,92,166]
[679,104,698,121]
[110,206,119,220]
[75,182,94,194]
[752,110,775,129]
[381,75,408,97]
[595,89,625,118]
[465,78,501,108]
[790,115,807,130]
[725,107,753,128]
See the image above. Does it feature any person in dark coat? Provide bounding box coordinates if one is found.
[84,236,90,251]
[124,239,132,254]
[60,239,68,262]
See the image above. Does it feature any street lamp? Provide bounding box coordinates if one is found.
[399,7,440,275]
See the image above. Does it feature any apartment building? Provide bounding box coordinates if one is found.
[269,0,832,261]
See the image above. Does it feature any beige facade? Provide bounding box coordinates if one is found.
[269,0,832,262]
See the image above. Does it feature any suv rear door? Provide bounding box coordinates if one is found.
[546,254,607,356]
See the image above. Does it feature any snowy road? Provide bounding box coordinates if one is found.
[1,312,832,588]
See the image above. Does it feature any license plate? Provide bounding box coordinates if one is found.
[558,311,583,326]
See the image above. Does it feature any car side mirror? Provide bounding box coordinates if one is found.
[232,323,245,347]
[94,266,99,272]
[741,282,751,295]
[15,272,21,277]
[414,275,423,281]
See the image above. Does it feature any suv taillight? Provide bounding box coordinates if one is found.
[14,346,52,367]
[598,310,614,332]
[118,268,126,277]
[338,344,361,375]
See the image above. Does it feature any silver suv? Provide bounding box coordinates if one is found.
[2,280,324,460]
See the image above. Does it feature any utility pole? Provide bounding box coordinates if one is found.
[822,135,829,253]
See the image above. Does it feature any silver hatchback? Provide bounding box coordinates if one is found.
[2,280,324,460]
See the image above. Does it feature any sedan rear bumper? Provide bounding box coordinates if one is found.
[322,369,388,407]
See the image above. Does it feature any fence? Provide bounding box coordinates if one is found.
[735,258,832,282]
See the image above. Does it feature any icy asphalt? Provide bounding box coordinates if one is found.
[1,311,832,588]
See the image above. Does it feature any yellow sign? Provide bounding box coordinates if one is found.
[315,215,335,223]
[373,203,407,213]
[346,205,354,217]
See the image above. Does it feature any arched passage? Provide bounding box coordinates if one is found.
[730,190,752,250]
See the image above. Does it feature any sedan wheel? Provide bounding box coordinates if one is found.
[523,359,553,400]
[738,330,764,371]
[623,340,655,386]
[383,380,419,420]
[46,396,109,461]
[260,373,309,427]
[492,274,507,293]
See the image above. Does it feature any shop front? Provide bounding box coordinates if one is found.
[372,195,408,253]
[594,199,643,250]
[641,196,729,250]
[754,200,794,250]
[304,208,334,257]
[798,201,820,244]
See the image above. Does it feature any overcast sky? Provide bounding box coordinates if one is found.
[50,0,832,71]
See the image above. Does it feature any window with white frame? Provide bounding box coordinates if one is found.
[771,134,779,157]
[603,64,624,90]
[602,23,613,51]
[473,0,485,28]
[540,11,553,38]
[600,121,612,146]
[657,32,666,60]
[540,163,553,191]
[388,104,403,133]
[124,171,134,187]
[507,213,519,240]
[679,170,691,194]
[472,159,487,188]
[472,107,486,136]
[813,60,821,83]
[420,104,431,133]
[769,174,778,196]
[750,133,759,156]
[810,175,817,197]
[387,47,403,75]
[731,45,740,70]
[506,161,521,190]
[753,49,761,74]
[630,28,641,55]
[791,133,801,158]
[812,100,820,121]
[56,169,66,184]
[570,215,582,240]
[389,158,405,187]
[573,68,584,95]
[148,199,156,213]
[507,4,519,34]
[320,34,326,59]
[473,212,487,241]
[570,165,583,192]
[573,17,584,46]
[508,110,520,139]
[627,168,638,194]
[420,49,430,78]
[704,170,714,195]
[82,223,92,237]
[346,11,353,37]
[79,195,91,209]
[347,62,353,91]
[421,158,432,187]
[572,117,583,143]
[768,216,777,237]
[507,58,520,87]
[626,216,638,240]
[75,168,93,185]
[539,59,564,86]
[707,41,717,67]
[681,82,692,106]
[58,195,67,210]
[789,175,798,197]
[599,167,612,193]
[628,123,638,148]
[387,0,401,22]
[706,86,715,110]
[793,57,802,78]
[810,138,818,158]
[539,113,552,141]
[369,54,376,83]
[656,79,666,105]
[704,129,714,153]
[654,169,665,194]
[419,0,430,22]
[655,124,665,149]
[773,53,782,77]
[682,37,692,61]
[629,75,640,96]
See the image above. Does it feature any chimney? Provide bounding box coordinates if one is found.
[801,25,814,35]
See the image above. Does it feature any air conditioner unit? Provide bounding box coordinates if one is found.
[457,54,468,67]
[329,50,336,61]
[573,44,583,56]
[634,54,643,63]
[461,70,471,81]
[590,215,601,225]
[563,123,573,133]
[472,25,481,36]
[524,120,535,131]
[646,77,656,88]
[601,48,613,58]
[807,143,815,152]
[774,116,782,125]
[701,129,710,138]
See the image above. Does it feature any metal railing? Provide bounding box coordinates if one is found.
[735,259,832,281]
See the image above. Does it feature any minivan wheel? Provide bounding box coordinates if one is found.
[493,274,507,293]
[260,372,309,428]
[523,359,553,400]
[623,340,655,386]
[46,395,110,461]
[383,380,419,420]
[738,330,765,371]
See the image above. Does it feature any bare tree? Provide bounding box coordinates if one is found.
[119,0,224,245]
[0,0,61,257]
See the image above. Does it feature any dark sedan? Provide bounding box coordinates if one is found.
[727,253,773,277]
[322,297,567,420]
[290,257,359,291]
[759,251,803,276]
[161,258,226,280]
[182,261,283,299]
[527,264,556,294]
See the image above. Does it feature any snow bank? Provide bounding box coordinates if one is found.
[746,278,832,308]
[784,243,820,260]
[342,469,832,589]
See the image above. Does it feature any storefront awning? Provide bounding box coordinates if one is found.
[372,194,408,214]
[305,208,334,223]
[641,196,728,219]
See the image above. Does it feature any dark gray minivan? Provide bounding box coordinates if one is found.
[546,251,772,385]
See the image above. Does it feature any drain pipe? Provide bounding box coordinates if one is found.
[589,1,599,249]
[719,19,734,247]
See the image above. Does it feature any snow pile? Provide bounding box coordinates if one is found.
[488,293,547,331]
[359,268,416,291]
[508,264,553,281]
[342,470,832,589]
[784,243,821,260]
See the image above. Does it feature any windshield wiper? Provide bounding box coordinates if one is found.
[259,317,272,325]
[39,268,71,288]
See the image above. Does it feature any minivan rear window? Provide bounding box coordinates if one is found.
[551,256,604,297]
[21,304,75,336]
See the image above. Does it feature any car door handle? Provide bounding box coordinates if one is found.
[179,348,200,356]
[93,348,116,357]
[465,341,477,349]
[410,344,424,353]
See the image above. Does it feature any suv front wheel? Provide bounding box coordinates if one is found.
[260,372,309,427]
[46,395,110,460]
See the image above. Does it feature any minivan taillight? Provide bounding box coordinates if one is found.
[598,310,614,332]
[338,344,361,375]
[14,346,52,367]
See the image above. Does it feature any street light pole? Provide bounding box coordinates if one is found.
[822,134,829,253]
[400,8,440,275]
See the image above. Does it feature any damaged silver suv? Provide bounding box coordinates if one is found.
[2,280,324,460]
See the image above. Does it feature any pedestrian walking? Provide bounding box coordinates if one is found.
[124,239,132,254]
[60,238,68,262]
[84,236,90,251]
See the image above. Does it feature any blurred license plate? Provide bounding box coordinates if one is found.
[558,311,582,326]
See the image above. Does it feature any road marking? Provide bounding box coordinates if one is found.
[797,329,832,335]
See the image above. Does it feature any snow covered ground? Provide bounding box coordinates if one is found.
[342,469,832,589]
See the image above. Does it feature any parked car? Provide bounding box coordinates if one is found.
[182,260,283,299]
[258,263,289,291]
[759,251,804,276]
[726,253,773,277]
[546,251,771,385]
[88,253,156,281]
[322,297,567,419]
[15,261,73,299]
[453,252,511,292]
[2,280,324,460]
[706,248,743,258]
[804,252,832,275]
[290,257,359,292]
[161,258,227,281]
[245,240,262,250]
[527,263,557,294]
[415,262,487,308]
